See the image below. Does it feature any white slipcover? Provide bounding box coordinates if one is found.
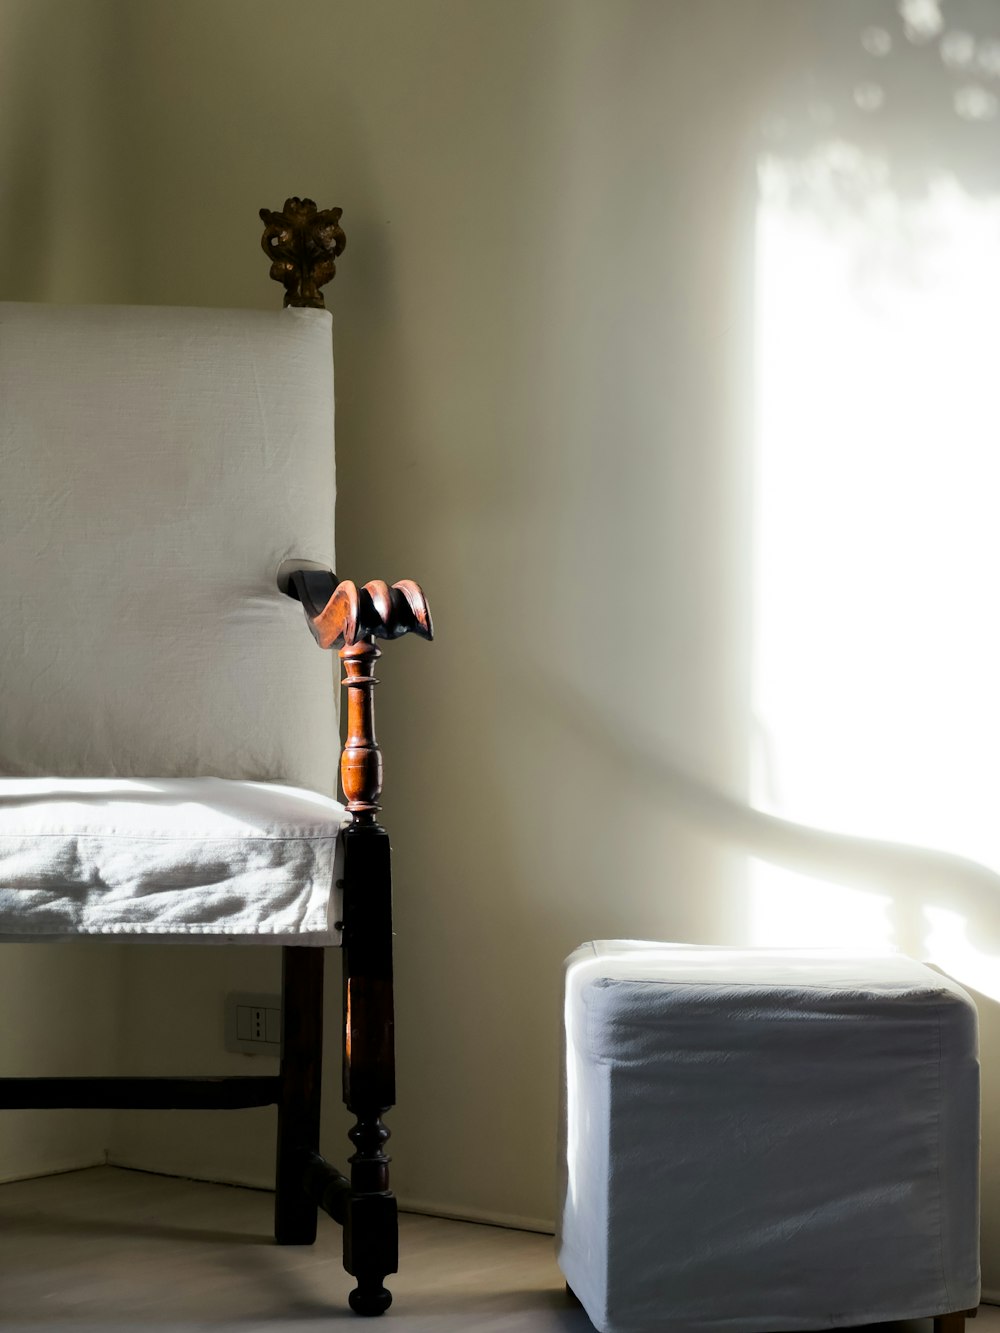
[0,778,349,944]
[0,301,338,793]
[0,302,344,939]
[559,940,980,1333]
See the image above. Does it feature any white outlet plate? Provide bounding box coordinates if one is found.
[225,991,281,1057]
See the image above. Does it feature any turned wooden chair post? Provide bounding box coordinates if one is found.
[339,635,396,1315]
[261,200,431,1316]
[278,565,431,1316]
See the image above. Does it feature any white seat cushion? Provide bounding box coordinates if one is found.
[0,778,350,944]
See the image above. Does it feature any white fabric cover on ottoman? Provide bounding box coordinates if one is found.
[558,941,980,1333]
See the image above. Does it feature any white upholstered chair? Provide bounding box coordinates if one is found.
[0,198,429,1317]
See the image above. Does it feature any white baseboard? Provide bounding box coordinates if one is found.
[105,1152,272,1192]
[397,1195,554,1235]
[0,1152,107,1187]
[106,1156,557,1235]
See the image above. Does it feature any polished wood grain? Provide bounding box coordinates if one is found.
[268,229,432,1315]
[287,570,432,823]
[282,562,430,1309]
[259,196,346,308]
[340,638,384,823]
[297,576,433,654]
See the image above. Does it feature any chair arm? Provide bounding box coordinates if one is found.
[286,570,433,651]
[283,571,432,825]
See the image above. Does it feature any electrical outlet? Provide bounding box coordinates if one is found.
[225,992,281,1056]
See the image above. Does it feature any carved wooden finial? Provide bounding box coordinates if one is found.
[290,574,433,824]
[259,197,346,308]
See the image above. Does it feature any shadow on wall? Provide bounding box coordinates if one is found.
[539,671,1000,978]
[769,0,1000,204]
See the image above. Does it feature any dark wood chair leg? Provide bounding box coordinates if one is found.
[935,1312,976,1333]
[341,824,398,1316]
[274,945,325,1244]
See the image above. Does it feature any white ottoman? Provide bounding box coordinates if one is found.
[558,942,980,1333]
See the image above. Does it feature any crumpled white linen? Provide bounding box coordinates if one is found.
[559,940,980,1333]
[0,777,351,944]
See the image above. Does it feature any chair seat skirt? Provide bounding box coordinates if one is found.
[559,941,980,1333]
[0,777,350,943]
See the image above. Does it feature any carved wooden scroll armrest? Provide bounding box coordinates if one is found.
[286,571,433,825]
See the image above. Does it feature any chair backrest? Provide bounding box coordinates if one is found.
[0,302,338,794]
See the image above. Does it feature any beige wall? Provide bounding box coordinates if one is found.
[0,944,120,1182]
[88,0,764,1227]
[5,0,1000,1293]
[0,0,129,1183]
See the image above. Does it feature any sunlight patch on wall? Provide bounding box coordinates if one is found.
[752,143,1000,994]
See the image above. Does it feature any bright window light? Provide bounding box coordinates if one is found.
[752,144,1000,996]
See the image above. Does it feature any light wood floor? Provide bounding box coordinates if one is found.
[0,1166,990,1332]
